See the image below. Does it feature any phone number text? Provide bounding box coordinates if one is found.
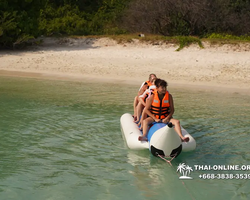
[199,174,250,179]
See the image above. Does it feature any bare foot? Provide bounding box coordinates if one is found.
[181,137,189,142]
[138,136,148,141]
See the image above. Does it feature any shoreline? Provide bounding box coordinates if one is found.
[0,37,249,95]
[1,69,249,96]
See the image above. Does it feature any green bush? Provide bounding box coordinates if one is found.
[39,4,87,35]
[173,36,203,51]
[207,33,250,41]
[0,0,42,48]
[0,12,18,48]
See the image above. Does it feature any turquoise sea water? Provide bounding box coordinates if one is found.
[0,76,250,200]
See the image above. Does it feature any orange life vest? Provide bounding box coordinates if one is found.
[150,91,170,119]
[145,80,153,87]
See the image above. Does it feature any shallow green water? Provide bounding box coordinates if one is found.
[0,77,249,200]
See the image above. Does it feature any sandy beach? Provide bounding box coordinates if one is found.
[0,37,249,94]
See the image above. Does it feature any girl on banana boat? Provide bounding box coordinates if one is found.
[136,78,157,129]
[137,78,190,143]
[133,73,157,122]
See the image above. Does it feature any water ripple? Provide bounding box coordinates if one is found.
[0,77,250,200]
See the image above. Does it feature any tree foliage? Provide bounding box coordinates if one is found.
[0,0,249,48]
[122,0,250,36]
[39,4,88,35]
[0,0,128,48]
[0,0,43,48]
